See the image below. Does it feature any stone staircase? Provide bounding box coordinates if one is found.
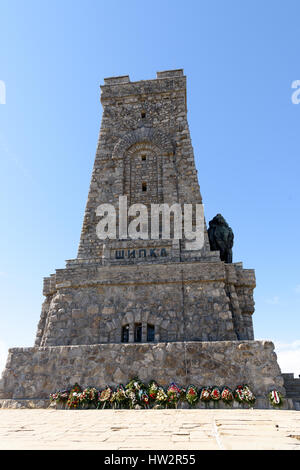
[282,373,300,410]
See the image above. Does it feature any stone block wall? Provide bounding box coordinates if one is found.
[33,70,256,348]
[282,373,300,410]
[77,69,208,260]
[35,261,255,347]
[0,340,285,402]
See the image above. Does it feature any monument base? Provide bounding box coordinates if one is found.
[0,340,289,408]
[0,397,295,409]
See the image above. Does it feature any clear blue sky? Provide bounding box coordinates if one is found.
[0,0,299,374]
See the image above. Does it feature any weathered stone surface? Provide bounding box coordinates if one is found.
[34,70,256,348]
[0,70,283,408]
[0,341,285,401]
[34,260,256,346]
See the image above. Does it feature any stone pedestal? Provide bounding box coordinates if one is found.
[0,340,287,408]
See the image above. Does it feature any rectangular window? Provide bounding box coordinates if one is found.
[122,325,129,343]
[147,324,155,342]
[134,323,142,342]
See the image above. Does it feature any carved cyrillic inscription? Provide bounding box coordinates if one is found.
[114,248,168,260]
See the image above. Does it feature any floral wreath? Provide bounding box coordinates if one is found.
[221,387,234,404]
[49,378,278,410]
[199,387,211,402]
[186,385,199,406]
[210,387,221,401]
[268,389,284,407]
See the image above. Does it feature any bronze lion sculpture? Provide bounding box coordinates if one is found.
[207,214,234,263]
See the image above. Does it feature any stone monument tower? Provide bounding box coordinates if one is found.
[0,70,286,407]
[36,69,255,347]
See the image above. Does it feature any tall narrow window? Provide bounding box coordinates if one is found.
[142,182,147,192]
[147,324,155,342]
[121,325,129,343]
[141,154,146,161]
[141,111,146,118]
[134,323,142,342]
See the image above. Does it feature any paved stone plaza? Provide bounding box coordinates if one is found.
[0,409,299,450]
